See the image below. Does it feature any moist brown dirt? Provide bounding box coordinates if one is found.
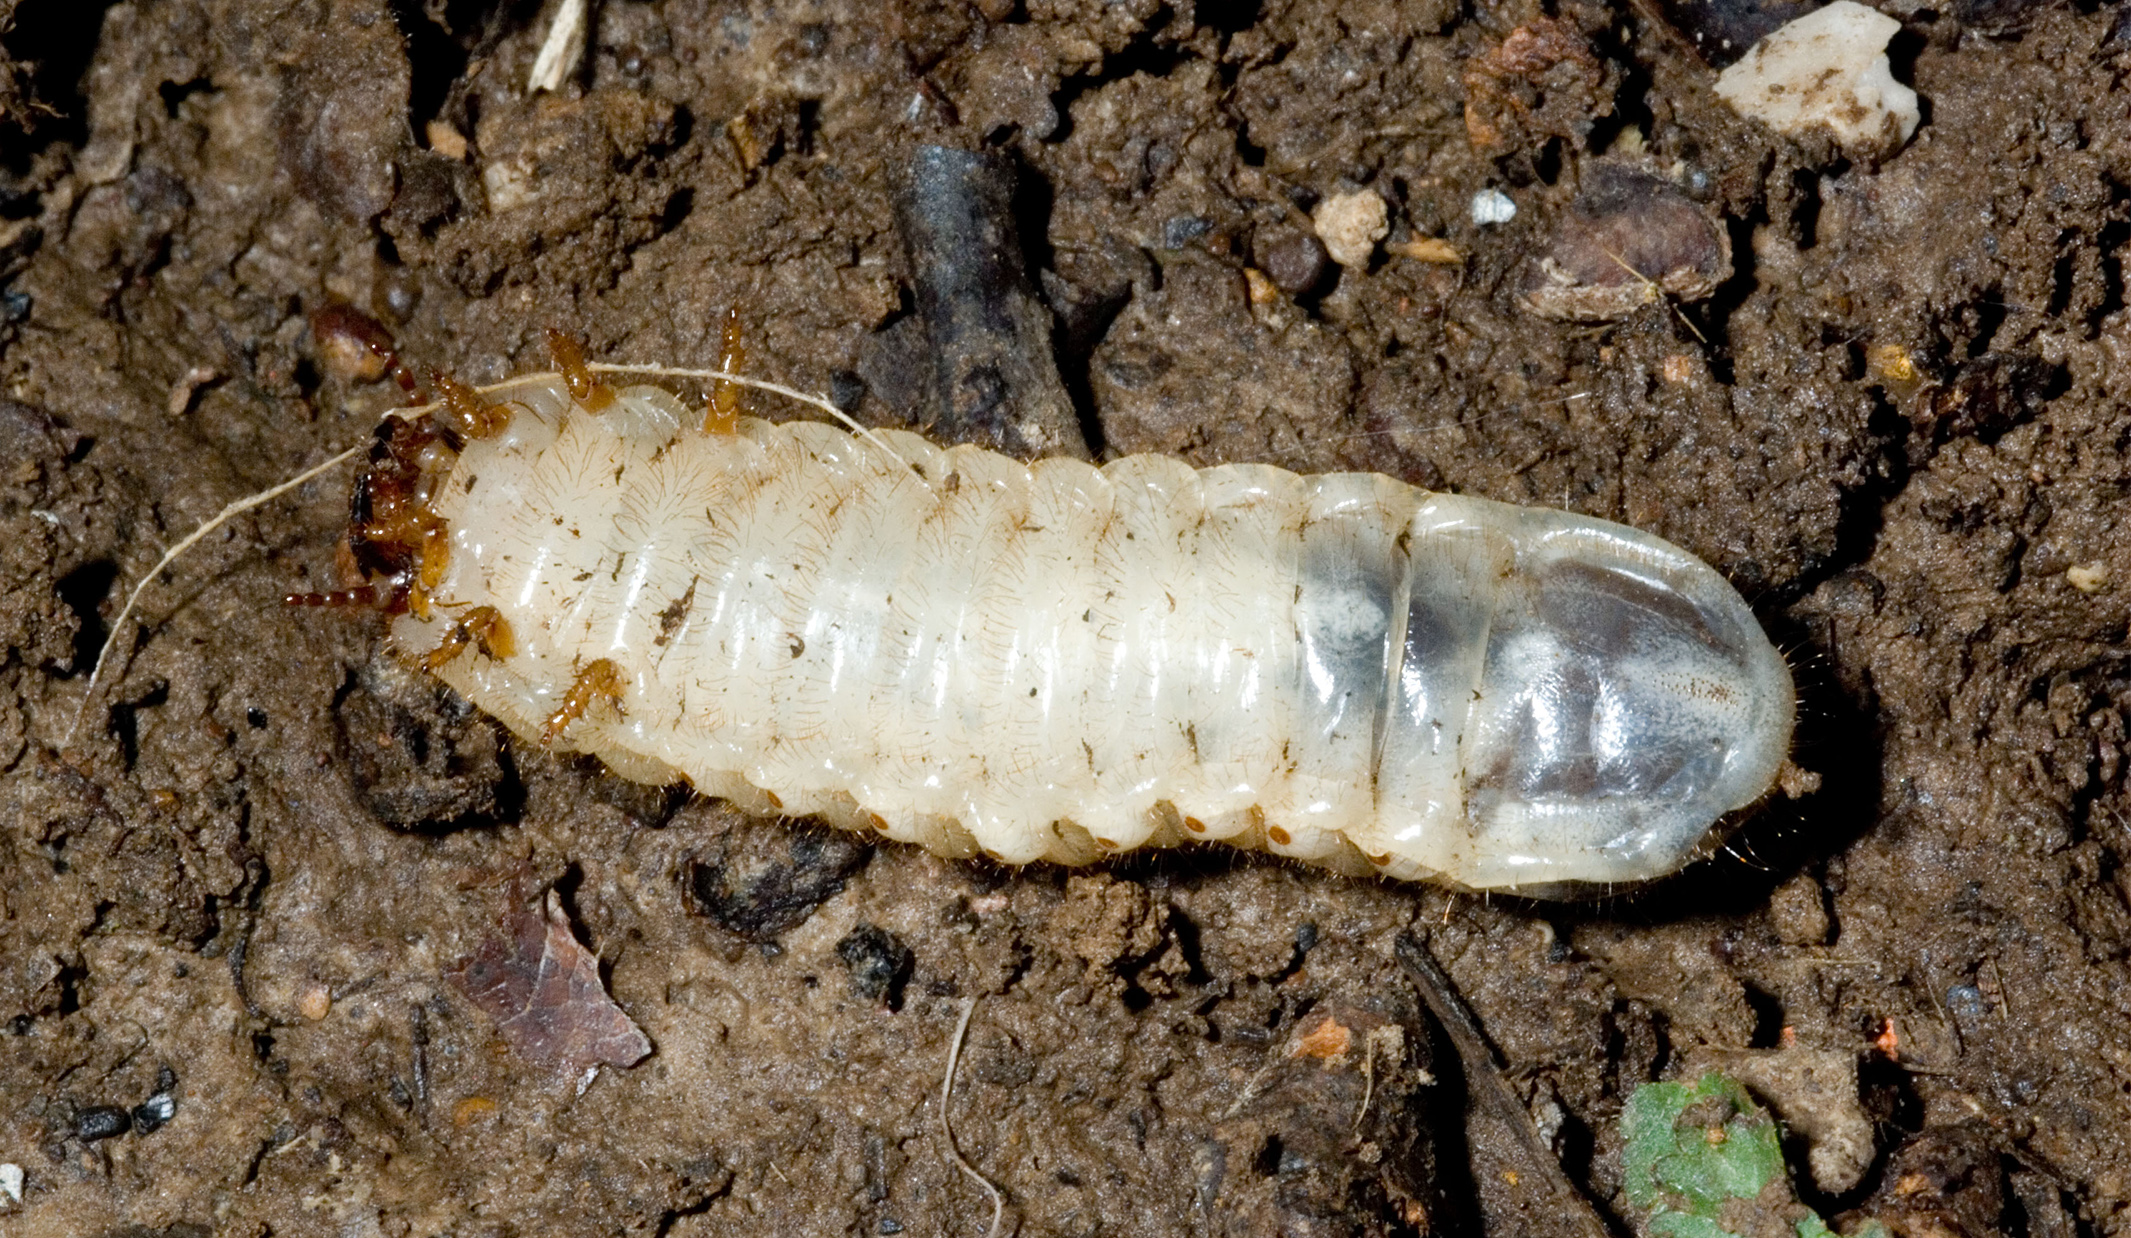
[2,1,2129,1235]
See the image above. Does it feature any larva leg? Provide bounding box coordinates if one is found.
[429,371,515,441]
[420,605,514,672]
[542,658,626,743]
[417,523,451,592]
[702,306,744,436]
[544,328,616,412]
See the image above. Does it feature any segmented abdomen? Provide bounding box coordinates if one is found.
[399,381,1793,891]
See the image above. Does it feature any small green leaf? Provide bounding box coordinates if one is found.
[1621,1072,1883,1238]
[1622,1073,1783,1218]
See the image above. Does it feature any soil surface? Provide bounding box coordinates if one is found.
[3,0,2130,1235]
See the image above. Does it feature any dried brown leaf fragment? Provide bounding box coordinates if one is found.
[448,889,652,1078]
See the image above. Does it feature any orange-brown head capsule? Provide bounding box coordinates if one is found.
[430,371,514,441]
[545,328,615,413]
[703,306,746,435]
[542,658,626,742]
[349,417,444,579]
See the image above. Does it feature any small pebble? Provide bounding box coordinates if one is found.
[1519,163,1730,322]
[165,366,218,417]
[828,369,867,412]
[380,271,422,322]
[1312,191,1388,268]
[75,1106,131,1143]
[425,120,469,161]
[1767,873,1830,946]
[1470,189,1517,226]
[836,924,915,1007]
[1945,983,1989,1025]
[2067,563,2109,593]
[298,983,332,1021]
[1254,230,1331,297]
[131,1089,177,1135]
[1161,215,1212,248]
[0,1162,20,1206]
[1868,343,1919,385]
[1714,0,1919,160]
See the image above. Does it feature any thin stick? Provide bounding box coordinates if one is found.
[1394,933,1616,1238]
[527,0,589,93]
[940,995,1008,1237]
[1355,1038,1377,1133]
[69,441,370,743]
[1599,246,1709,346]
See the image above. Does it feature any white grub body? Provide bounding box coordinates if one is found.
[398,379,1794,891]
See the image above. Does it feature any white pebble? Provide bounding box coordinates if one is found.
[1714,1,1920,160]
[1313,191,1389,268]
[0,1163,21,1207]
[2067,562,2109,594]
[481,158,537,212]
[1470,188,1517,226]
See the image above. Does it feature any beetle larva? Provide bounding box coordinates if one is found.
[364,363,1793,892]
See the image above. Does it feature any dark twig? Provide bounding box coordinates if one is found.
[892,145,1087,461]
[1394,933,1618,1238]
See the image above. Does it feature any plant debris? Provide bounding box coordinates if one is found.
[447,890,652,1079]
[1622,1073,1889,1238]
[1519,163,1731,322]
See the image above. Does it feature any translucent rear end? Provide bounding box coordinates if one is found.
[1374,499,1793,890]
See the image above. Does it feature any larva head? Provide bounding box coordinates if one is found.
[1380,502,1795,892]
[338,412,461,613]
[347,415,440,579]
